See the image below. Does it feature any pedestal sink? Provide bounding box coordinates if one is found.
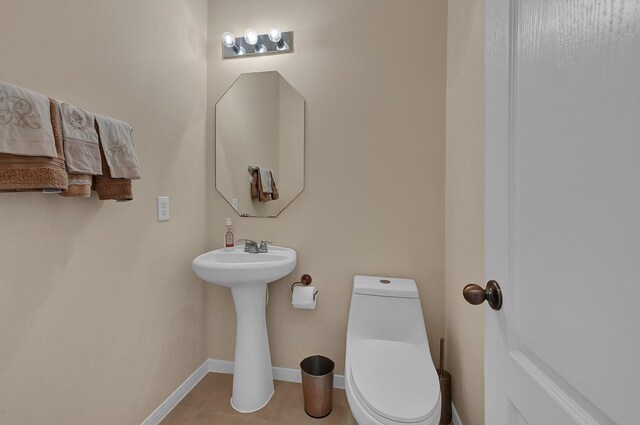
[192,245,297,412]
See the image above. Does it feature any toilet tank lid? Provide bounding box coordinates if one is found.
[353,275,419,298]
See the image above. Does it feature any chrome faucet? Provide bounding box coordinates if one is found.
[238,239,272,253]
[238,239,259,253]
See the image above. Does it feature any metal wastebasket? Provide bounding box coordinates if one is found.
[300,355,335,418]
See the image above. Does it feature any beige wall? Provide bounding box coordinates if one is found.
[0,1,208,424]
[206,0,448,375]
[445,0,486,424]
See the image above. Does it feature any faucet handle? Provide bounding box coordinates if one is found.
[258,240,273,253]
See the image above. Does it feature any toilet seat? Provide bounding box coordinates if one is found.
[350,339,440,423]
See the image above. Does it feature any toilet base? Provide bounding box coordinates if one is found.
[345,370,440,425]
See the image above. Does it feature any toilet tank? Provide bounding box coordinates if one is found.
[346,276,431,349]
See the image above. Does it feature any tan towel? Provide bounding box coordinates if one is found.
[270,171,279,200]
[250,169,259,198]
[0,81,57,158]
[94,114,141,179]
[92,120,132,202]
[59,173,92,198]
[0,98,68,192]
[253,168,278,202]
[51,101,91,198]
[59,101,102,175]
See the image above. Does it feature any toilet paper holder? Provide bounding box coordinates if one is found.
[291,274,318,301]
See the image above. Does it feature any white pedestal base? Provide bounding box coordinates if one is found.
[229,283,274,413]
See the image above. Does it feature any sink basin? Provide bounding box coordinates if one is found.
[192,245,297,413]
[192,246,296,286]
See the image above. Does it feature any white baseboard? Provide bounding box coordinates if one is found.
[142,358,347,425]
[333,374,346,389]
[207,358,234,374]
[140,359,209,425]
[208,358,345,389]
[273,365,302,384]
[452,403,463,425]
[272,365,345,389]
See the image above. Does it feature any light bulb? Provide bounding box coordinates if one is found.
[222,32,236,48]
[268,28,282,43]
[268,28,288,51]
[244,28,258,45]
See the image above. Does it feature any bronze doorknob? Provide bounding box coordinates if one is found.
[463,280,503,311]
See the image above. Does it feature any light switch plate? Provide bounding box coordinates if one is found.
[157,196,170,221]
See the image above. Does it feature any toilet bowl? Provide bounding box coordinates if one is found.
[345,276,441,425]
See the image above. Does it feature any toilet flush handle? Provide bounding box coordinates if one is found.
[463,280,503,311]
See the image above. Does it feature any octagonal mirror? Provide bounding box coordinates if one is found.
[215,71,305,218]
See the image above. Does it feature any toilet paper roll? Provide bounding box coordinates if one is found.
[292,286,317,310]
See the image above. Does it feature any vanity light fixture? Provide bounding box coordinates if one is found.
[221,28,294,59]
[222,31,246,56]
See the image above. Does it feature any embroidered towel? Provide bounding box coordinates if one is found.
[0,99,68,192]
[58,101,102,175]
[48,100,90,198]
[92,135,132,202]
[94,115,141,179]
[0,81,57,158]
[93,172,132,202]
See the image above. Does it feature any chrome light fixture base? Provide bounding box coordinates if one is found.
[222,31,293,59]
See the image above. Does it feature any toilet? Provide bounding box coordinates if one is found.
[345,276,441,425]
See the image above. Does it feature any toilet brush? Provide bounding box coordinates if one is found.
[438,338,452,425]
[439,338,444,376]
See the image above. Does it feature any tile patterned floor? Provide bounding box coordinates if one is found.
[160,373,358,425]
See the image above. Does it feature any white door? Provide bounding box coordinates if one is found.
[483,0,640,424]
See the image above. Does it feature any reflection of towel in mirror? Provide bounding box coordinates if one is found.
[250,169,259,198]
[256,169,271,202]
[269,170,279,200]
[259,167,272,194]
[249,167,278,202]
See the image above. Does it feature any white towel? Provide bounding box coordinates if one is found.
[59,101,102,175]
[0,81,57,158]
[95,115,141,180]
[259,167,273,194]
